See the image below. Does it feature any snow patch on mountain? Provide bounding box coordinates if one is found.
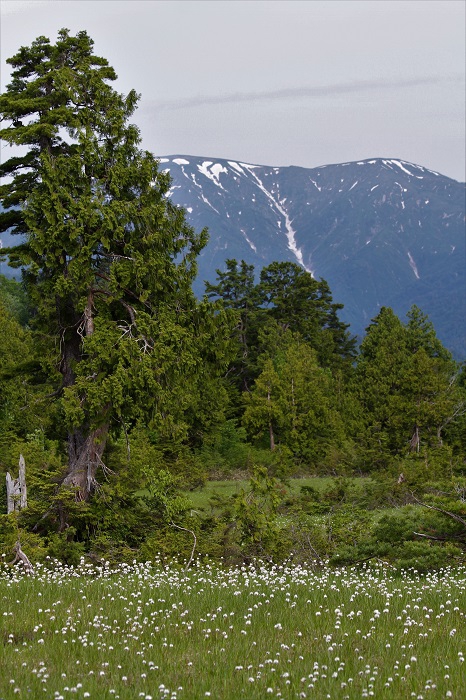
[240,229,257,253]
[228,161,246,175]
[407,251,420,279]
[240,163,314,275]
[390,160,415,176]
[200,193,220,214]
[198,161,227,189]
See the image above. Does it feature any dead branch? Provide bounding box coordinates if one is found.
[9,540,34,575]
[410,492,466,528]
[121,300,137,325]
[413,530,466,542]
[413,532,447,541]
[170,522,197,571]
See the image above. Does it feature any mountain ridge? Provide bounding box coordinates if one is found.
[1,155,464,357]
[157,154,465,357]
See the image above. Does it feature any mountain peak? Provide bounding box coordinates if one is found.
[157,154,465,357]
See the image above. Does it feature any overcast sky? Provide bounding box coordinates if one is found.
[1,0,465,181]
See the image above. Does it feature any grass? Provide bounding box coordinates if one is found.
[1,559,464,699]
[184,476,369,511]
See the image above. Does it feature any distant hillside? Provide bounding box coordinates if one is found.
[158,156,465,357]
[0,226,20,279]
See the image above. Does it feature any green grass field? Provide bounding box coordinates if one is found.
[1,559,464,699]
[183,476,367,511]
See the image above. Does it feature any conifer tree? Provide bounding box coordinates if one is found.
[243,330,345,464]
[354,306,464,467]
[0,30,228,505]
[205,259,261,394]
[205,259,356,404]
[257,262,356,370]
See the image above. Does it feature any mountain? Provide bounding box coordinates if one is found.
[0,226,18,278]
[158,155,465,357]
[1,156,464,357]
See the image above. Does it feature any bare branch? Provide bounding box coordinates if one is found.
[170,522,197,571]
[121,301,137,325]
[410,492,466,528]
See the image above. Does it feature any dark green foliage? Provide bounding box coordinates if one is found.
[353,306,464,470]
[205,259,262,396]
[205,260,356,396]
[213,466,291,563]
[0,275,28,325]
[243,333,348,468]
[0,305,57,454]
[256,262,356,370]
[0,29,235,506]
[195,419,251,478]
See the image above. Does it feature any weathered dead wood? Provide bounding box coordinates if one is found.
[6,454,27,513]
[62,422,109,503]
[170,522,197,571]
[9,540,34,575]
[412,531,465,542]
[410,492,466,528]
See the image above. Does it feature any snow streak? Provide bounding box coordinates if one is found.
[407,251,420,279]
[241,164,314,275]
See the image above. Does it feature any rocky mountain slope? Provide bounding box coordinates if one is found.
[158,155,465,356]
[1,156,464,356]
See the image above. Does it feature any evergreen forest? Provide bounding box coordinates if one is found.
[0,30,465,573]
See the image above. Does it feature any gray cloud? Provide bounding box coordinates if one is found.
[147,75,464,111]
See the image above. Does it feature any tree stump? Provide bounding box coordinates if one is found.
[6,454,27,513]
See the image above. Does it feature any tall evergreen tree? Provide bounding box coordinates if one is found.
[205,259,261,394]
[205,259,356,401]
[243,330,345,465]
[0,30,230,505]
[354,306,464,467]
[257,262,356,370]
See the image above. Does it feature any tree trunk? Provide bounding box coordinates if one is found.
[267,387,275,451]
[59,290,106,504]
[269,421,275,452]
[62,422,109,502]
[409,424,420,453]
